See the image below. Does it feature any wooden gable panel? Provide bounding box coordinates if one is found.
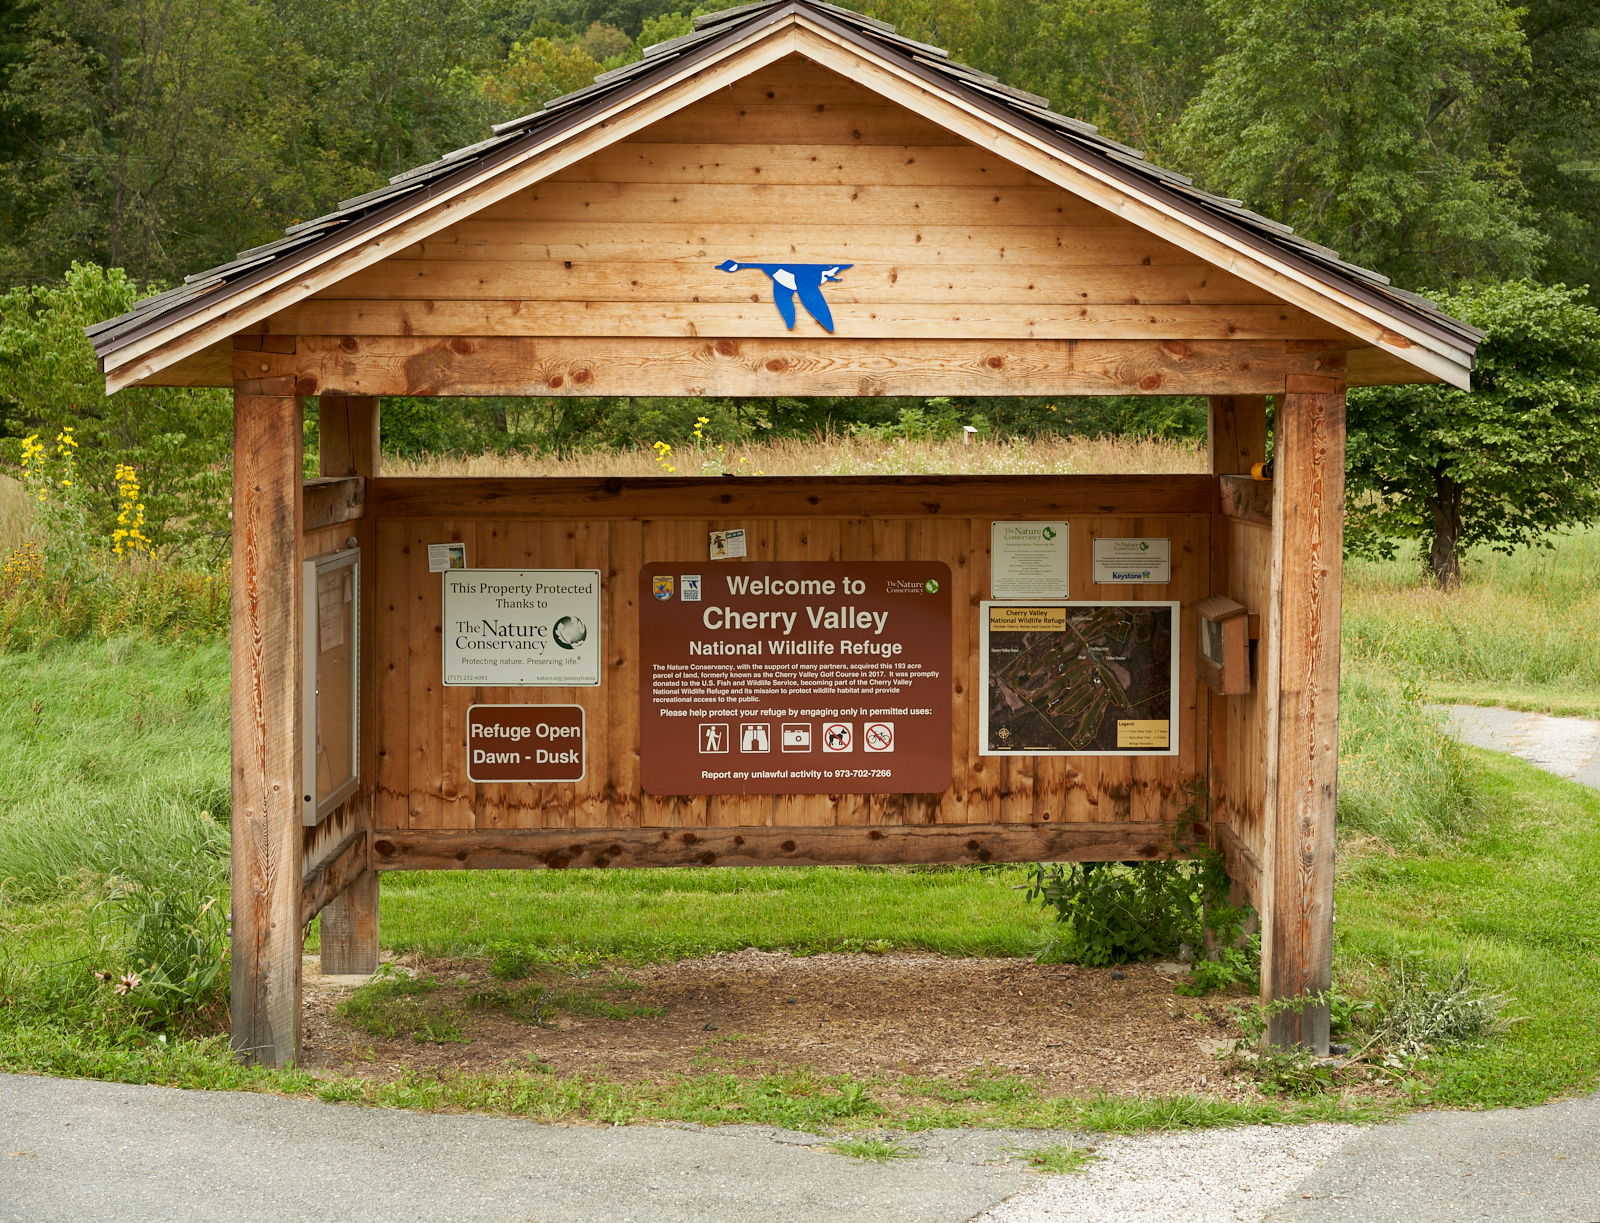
[276,55,1338,344]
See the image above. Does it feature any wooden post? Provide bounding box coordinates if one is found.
[230,380,305,1066]
[1259,375,1344,1052]
[316,396,381,975]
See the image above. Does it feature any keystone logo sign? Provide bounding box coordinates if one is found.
[716,260,852,332]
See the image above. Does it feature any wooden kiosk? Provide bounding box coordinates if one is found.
[89,0,1481,1067]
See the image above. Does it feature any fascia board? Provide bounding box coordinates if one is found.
[101,14,808,391]
[785,16,1473,389]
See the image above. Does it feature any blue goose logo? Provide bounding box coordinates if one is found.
[715,260,853,332]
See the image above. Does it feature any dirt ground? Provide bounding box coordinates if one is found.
[301,949,1256,1098]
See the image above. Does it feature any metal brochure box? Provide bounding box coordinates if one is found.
[303,548,360,825]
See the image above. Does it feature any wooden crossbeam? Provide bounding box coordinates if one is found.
[370,822,1209,872]
[299,830,369,926]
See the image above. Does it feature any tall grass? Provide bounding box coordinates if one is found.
[387,432,1208,479]
[1344,527,1600,698]
[0,637,230,898]
[1336,674,1480,845]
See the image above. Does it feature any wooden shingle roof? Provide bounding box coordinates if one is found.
[89,0,1479,391]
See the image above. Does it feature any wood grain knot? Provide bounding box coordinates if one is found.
[1139,374,1162,391]
[986,356,1003,369]
[294,377,320,396]
[447,337,474,355]
[781,840,797,852]
[1138,843,1159,857]
[339,336,359,352]
[733,835,745,846]
[373,839,395,857]
[698,851,716,865]
[548,374,564,388]
[765,358,786,372]
[594,857,610,867]
[681,833,700,844]
[454,848,469,862]
[603,478,624,495]
[572,368,591,384]
[868,830,884,840]
[966,840,980,851]
[609,843,623,856]
[715,339,739,357]
[548,855,570,869]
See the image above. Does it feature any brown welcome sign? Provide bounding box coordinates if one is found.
[638,562,952,795]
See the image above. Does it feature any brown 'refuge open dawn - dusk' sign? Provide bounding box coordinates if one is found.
[466,704,585,782]
[638,562,952,795]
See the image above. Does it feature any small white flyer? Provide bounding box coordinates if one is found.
[709,529,747,560]
[991,521,1070,599]
[1092,538,1171,584]
[680,574,702,601]
[428,542,466,573]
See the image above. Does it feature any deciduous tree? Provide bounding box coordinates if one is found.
[1345,281,1600,586]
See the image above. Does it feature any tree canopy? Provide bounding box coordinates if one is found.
[1346,281,1600,585]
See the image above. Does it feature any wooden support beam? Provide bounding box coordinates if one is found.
[302,476,365,531]
[368,473,1218,522]
[1207,395,1269,477]
[317,395,381,479]
[230,385,305,1067]
[270,336,1337,400]
[1219,475,1273,526]
[1260,372,1344,1053]
[300,830,370,926]
[370,821,1209,872]
[315,394,381,977]
[1215,823,1263,911]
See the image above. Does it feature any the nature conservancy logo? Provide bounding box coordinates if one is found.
[885,578,940,595]
[715,260,852,332]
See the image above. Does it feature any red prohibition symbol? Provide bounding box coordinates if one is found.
[865,722,894,751]
[824,724,852,751]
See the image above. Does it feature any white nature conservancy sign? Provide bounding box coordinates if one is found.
[442,569,601,687]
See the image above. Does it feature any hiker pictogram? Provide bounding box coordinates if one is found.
[715,260,853,332]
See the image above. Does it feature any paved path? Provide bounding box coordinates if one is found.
[5,1073,1599,1221]
[1267,1088,1600,1222]
[1441,704,1600,790]
[0,1074,1030,1223]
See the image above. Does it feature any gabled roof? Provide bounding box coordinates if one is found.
[89,0,1480,391]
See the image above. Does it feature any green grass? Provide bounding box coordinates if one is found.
[1345,526,1600,716]
[379,864,1051,962]
[1335,750,1600,1108]
[828,1137,916,1161]
[1008,1143,1100,1173]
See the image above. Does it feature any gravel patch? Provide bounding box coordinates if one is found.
[976,1124,1358,1223]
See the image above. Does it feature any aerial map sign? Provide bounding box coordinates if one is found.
[638,562,952,795]
[978,601,1179,756]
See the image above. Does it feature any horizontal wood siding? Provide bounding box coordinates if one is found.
[372,478,1209,834]
[271,56,1333,346]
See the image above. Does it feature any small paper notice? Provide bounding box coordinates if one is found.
[709,529,747,560]
[991,521,1070,598]
[1093,538,1171,584]
[428,542,466,573]
[1116,720,1171,749]
[317,569,345,652]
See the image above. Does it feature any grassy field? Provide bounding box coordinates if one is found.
[1,436,1596,1123]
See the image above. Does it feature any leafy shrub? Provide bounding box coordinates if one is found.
[1027,859,1207,966]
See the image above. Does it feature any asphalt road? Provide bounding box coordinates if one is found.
[1442,704,1600,790]
[1267,1087,1600,1222]
[5,1073,1600,1222]
[0,1073,1031,1223]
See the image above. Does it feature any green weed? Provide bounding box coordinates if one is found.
[1009,1143,1099,1174]
[828,1136,915,1161]
[337,968,467,1044]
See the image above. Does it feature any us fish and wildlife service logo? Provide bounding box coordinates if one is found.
[716,260,852,332]
[652,575,674,601]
